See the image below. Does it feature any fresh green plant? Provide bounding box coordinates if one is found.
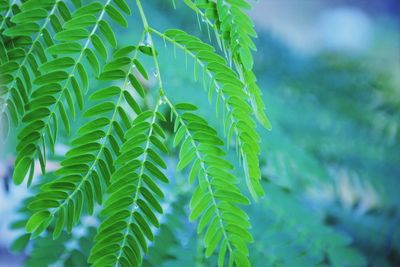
[1,0,272,266]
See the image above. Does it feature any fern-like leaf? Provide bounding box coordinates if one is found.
[152,28,264,199]
[168,100,253,266]
[89,107,169,267]
[23,44,147,238]
[12,0,130,185]
[183,0,272,130]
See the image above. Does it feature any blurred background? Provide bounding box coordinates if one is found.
[1,0,399,266]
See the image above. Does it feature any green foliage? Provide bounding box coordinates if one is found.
[1,0,272,266]
[170,102,253,266]
[153,28,264,199]
[3,1,394,266]
[249,184,367,267]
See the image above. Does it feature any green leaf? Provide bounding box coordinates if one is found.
[0,62,19,73]
[22,108,50,123]
[239,47,254,70]
[233,250,251,267]
[26,211,52,233]
[64,14,97,29]
[128,74,145,97]
[103,56,131,72]
[85,48,101,75]
[124,91,141,114]
[55,28,89,41]
[133,212,153,240]
[218,240,228,267]
[77,63,89,92]
[57,1,72,21]
[177,148,196,171]
[133,59,149,80]
[98,70,125,80]
[147,149,167,169]
[11,233,31,252]
[113,46,136,58]
[34,71,69,85]
[105,4,128,27]
[38,57,75,73]
[78,117,110,134]
[113,0,131,15]
[144,162,168,183]
[84,102,115,117]
[138,189,161,215]
[90,86,121,100]
[74,1,103,17]
[4,23,40,37]
[206,229,222,257]
[13,157,32,185]
[92,34,108,60]
[175,103,198,111]
[32,83,62,98]
[99,20,117,48]
[71,77,84,110]
[189,193,211,221]
[53,206,65,239]
[59,102,70,134]
[138,45,158,56]
[47,42,83,54]
[137,199,159,227]
[198,206,216,234]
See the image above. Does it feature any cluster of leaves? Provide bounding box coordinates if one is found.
[4,0,393,266]
[183,0,271,130]
[1,0,273,266]
[153,2,400,266]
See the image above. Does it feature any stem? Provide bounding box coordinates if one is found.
[136,0,149,29]
[136,0,164,96]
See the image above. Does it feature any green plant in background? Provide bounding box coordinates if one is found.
[0,0,272,266]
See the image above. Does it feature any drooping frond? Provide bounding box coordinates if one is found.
[167,100,253,266]
[22,43,150,238]
[183,0,271,130]
[152,28,264,199]
[11,0,131,185]
[88,107,169,267]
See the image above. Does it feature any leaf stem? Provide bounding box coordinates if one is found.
[135,0,164,97]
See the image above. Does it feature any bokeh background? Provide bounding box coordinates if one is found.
[1,0,399,266]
